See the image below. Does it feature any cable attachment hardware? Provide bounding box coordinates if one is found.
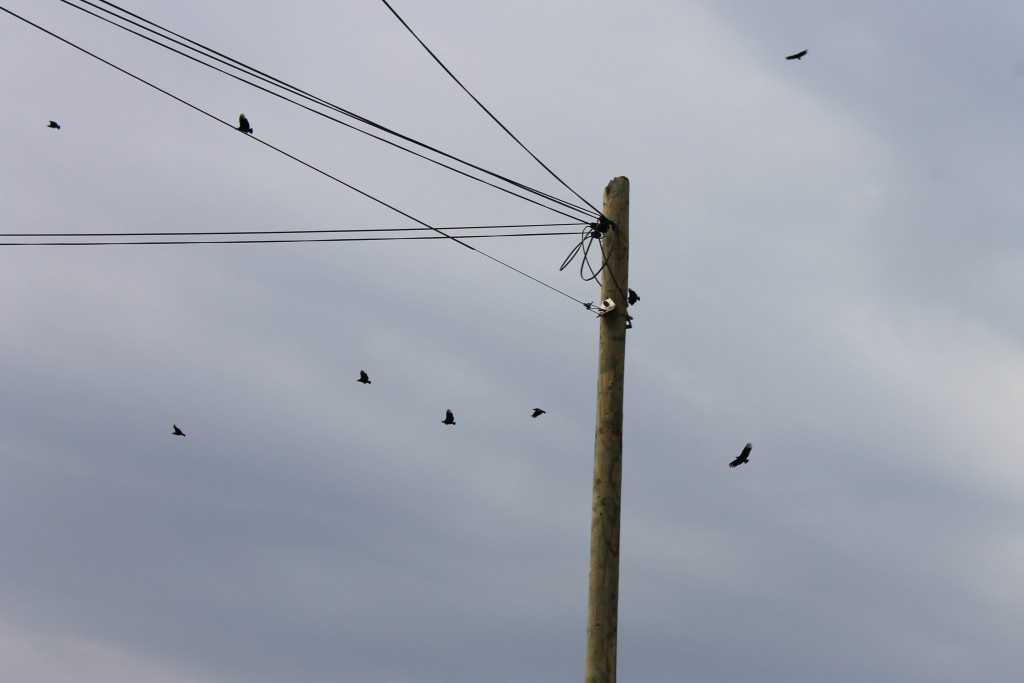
[590,216,614,236]
[595,298,616,317]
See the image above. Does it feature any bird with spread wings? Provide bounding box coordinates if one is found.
[730,442,752,468]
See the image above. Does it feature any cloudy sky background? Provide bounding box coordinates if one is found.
[2,1,1024,681]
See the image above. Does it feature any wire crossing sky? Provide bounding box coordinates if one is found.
[56,0,599,222]
[377,0,603,219]
[0,223,586,238]
[0,4,596,309]
[0,232,580,246]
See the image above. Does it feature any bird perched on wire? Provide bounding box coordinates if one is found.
[442,409,456,426]
[237,113,253,134]
[627,289,640,306]
[785,49,808,60]
[47,120,61,130]
[357,370,371,385]
[172,424,186,437]
[729,442,752,468]
[532,408,546,418]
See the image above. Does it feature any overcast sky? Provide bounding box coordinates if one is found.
[2,1,1024,681]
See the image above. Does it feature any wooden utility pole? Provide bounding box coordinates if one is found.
[584,176,630,683]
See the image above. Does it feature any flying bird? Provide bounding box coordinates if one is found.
[237,113,253,134]
[785,49,808,60]
[357,370,371,384]
[172,424,186,437]
[532,408,546,418]
[442,409,456,426]
[47,120,60,130]
[729,442,752,468]
[627,289,640,306]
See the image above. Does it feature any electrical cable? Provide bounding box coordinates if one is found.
[0,5,591,308]
[0,223,585,238]
[560,221,612,285]
[59,0,598,222]
[378,0,603,219]
[0,232,578,246]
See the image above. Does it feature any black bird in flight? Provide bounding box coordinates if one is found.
[729,442,752,468]
[442,409,456,426]
[785,49,808,60]
[627,289,640,306]
[237,113,253,134]
[172,424,186,437]
[532,408,546,418]
[47,120,60,130]
[357,370,371,384]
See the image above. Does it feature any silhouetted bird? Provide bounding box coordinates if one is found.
[532,408,546,418]
[627,289,640,306]
[237,113,253,134]
[357,370,371,384]
[785,50,808,60]
[172,424,186,437]
[47,121,60,130]
[729,442,752,468]
[442,409,456,425]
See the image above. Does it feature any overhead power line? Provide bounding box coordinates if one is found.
[56,0,599,222]
[0,232,578,246]
[0,223,585,238]
[378,0,603,218]
[0,5,591,308]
